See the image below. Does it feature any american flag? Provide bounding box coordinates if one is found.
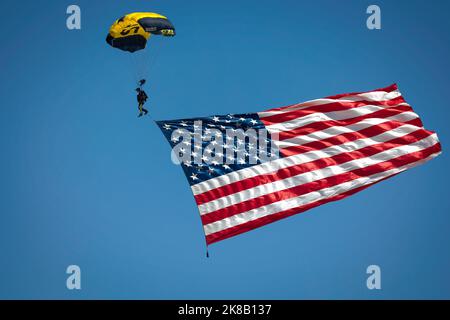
[157,84,441,246]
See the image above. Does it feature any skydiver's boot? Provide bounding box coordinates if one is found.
[143,108,148,116]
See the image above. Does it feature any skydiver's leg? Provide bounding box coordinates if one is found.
[138,103,143,117]
[142,107,148,115]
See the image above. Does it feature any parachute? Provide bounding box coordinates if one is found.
[106,12,175,53]
[106,12,176,102]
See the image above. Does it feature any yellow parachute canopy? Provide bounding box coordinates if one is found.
[106,12,175,52]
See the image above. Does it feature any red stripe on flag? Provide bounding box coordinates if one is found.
[194,121,426,206]
[280,118,422,157]
[263,84,399,113]
[205,142,441,245]
[325,83,398,100]
[275,104,413,141]
[201,134,437,225]
[260,97,406,125]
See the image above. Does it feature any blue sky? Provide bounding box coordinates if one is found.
[0,0,449,299]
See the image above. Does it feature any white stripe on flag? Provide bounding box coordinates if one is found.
[258,90,402,118]
[265,102,409,133]
[198,133,438,215]
[203,150,441,236]
[275,112,418,148]
[191,123,427,196]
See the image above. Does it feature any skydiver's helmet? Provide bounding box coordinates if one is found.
[136,88,141,92]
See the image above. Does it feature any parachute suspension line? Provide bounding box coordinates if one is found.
[134,51,147,84]
[133,38,166,88]
[130,50,149,87]
[124,54,136,87]
[145,40,157,76]
[129,52,141,85]
[128,44,156,87]
[138,50,146,79]
[143,37,166,83]
[140,41,157,84]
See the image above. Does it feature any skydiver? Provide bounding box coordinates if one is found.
[136,87,149,117]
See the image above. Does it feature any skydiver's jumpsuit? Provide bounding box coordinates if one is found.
[137,90,149,116]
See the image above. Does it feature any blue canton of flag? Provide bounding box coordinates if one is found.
[156,113,278,186]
